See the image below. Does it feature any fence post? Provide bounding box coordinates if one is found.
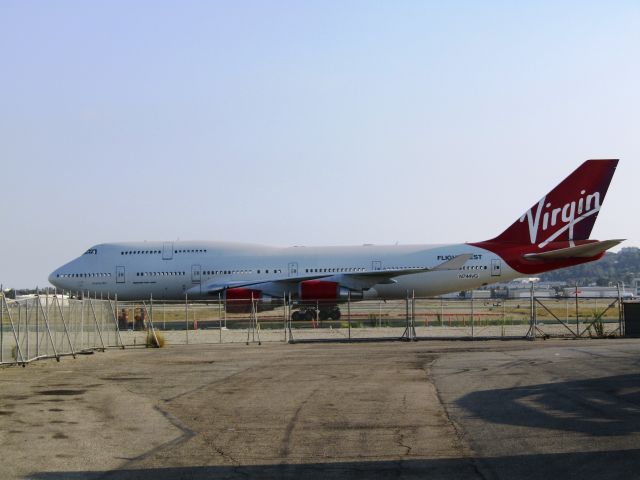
[87,297,105,351]
[411,290,416,340]
[40,293,45,358]
[3,295,26,365]
[25,297,29,362]
[246,294,252,345]
[185,293,189,345]
[617,282,623,336]
[283,294,287,343]
[287,292,294,344]
[109,295,125,348]
[531,284,539,340]
[347,292,351,341]
[54,293,76,358]
[401,292,409,340]
[40,295,62,361]
[502,300,505,337]
[528,281,535,340]
[219,293,223,344]
[575,284,580,336]
[1,292,3,363]
[100,292,105,346]
[80,293,85,351]
[115,293,119,346]
[470,291,474,339]
[142,298,160,348]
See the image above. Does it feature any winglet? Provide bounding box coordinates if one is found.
[432,254,473,271]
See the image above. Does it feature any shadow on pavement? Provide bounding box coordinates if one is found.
[30,449,640,480]
[457,373,640,436]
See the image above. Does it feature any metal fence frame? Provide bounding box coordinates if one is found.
[1,287,628,366]
[1,293,125,366]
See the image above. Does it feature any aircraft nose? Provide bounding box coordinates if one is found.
[48,269,60,286]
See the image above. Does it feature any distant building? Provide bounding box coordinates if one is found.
[561,286,632,298]
[508,287,554,299]
[439,280,634,300]
[470,290,491,299]
[438,290,492,299]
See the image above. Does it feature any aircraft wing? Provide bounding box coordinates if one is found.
[192,254,473,297]
[523,239,624,261]
[350,254,473,277]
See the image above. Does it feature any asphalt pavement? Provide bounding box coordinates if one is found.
[1,338,639,479]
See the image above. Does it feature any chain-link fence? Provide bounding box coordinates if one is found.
[107,293,626,346]
[1,291,626,366]
[0,294,124,365]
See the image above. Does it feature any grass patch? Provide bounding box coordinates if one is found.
[586,309,605,337]
[146,331,166,348]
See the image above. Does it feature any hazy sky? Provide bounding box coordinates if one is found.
[1,1,639,288]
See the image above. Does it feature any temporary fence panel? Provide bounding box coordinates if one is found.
[2,290,627,365]
[1,294,122,366]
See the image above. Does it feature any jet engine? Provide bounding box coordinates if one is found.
[298,280,363,301]
[225,287,274,313]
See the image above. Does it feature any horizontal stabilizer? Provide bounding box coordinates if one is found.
[523,239,624,261]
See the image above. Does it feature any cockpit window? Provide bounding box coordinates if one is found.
[84,248,98,255]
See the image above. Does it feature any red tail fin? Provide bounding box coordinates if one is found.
[492,160,618,247]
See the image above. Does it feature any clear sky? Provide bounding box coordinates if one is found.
[1,1,639,288]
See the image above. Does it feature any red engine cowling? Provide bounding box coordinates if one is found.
[299,280,362,301]
[225,288,263,313]
[299,280,339,300]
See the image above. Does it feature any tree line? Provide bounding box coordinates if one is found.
[539,246,640,286]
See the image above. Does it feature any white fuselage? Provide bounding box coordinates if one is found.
[49,241,520,300]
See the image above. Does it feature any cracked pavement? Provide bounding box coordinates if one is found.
[1,339,640,479]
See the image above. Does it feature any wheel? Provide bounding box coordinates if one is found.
[332,308,341,320]
[304,310,314,321]
[292,311,301,321]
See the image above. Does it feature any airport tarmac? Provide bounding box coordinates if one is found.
[1,339,639,479]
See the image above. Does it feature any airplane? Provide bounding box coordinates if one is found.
[49,159,622,320]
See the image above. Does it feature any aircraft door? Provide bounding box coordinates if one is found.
[288,262,298,277]
[162,242,174,260]
[491,259,501,277]
[372,260,382,271]
[116,266,125,284]
[191,264,201,284]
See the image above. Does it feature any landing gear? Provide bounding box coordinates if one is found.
[318,307,341,320]
[291,306,341,321]
[291,309,316,321]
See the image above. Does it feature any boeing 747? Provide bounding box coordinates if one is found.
[49,159,622,320]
